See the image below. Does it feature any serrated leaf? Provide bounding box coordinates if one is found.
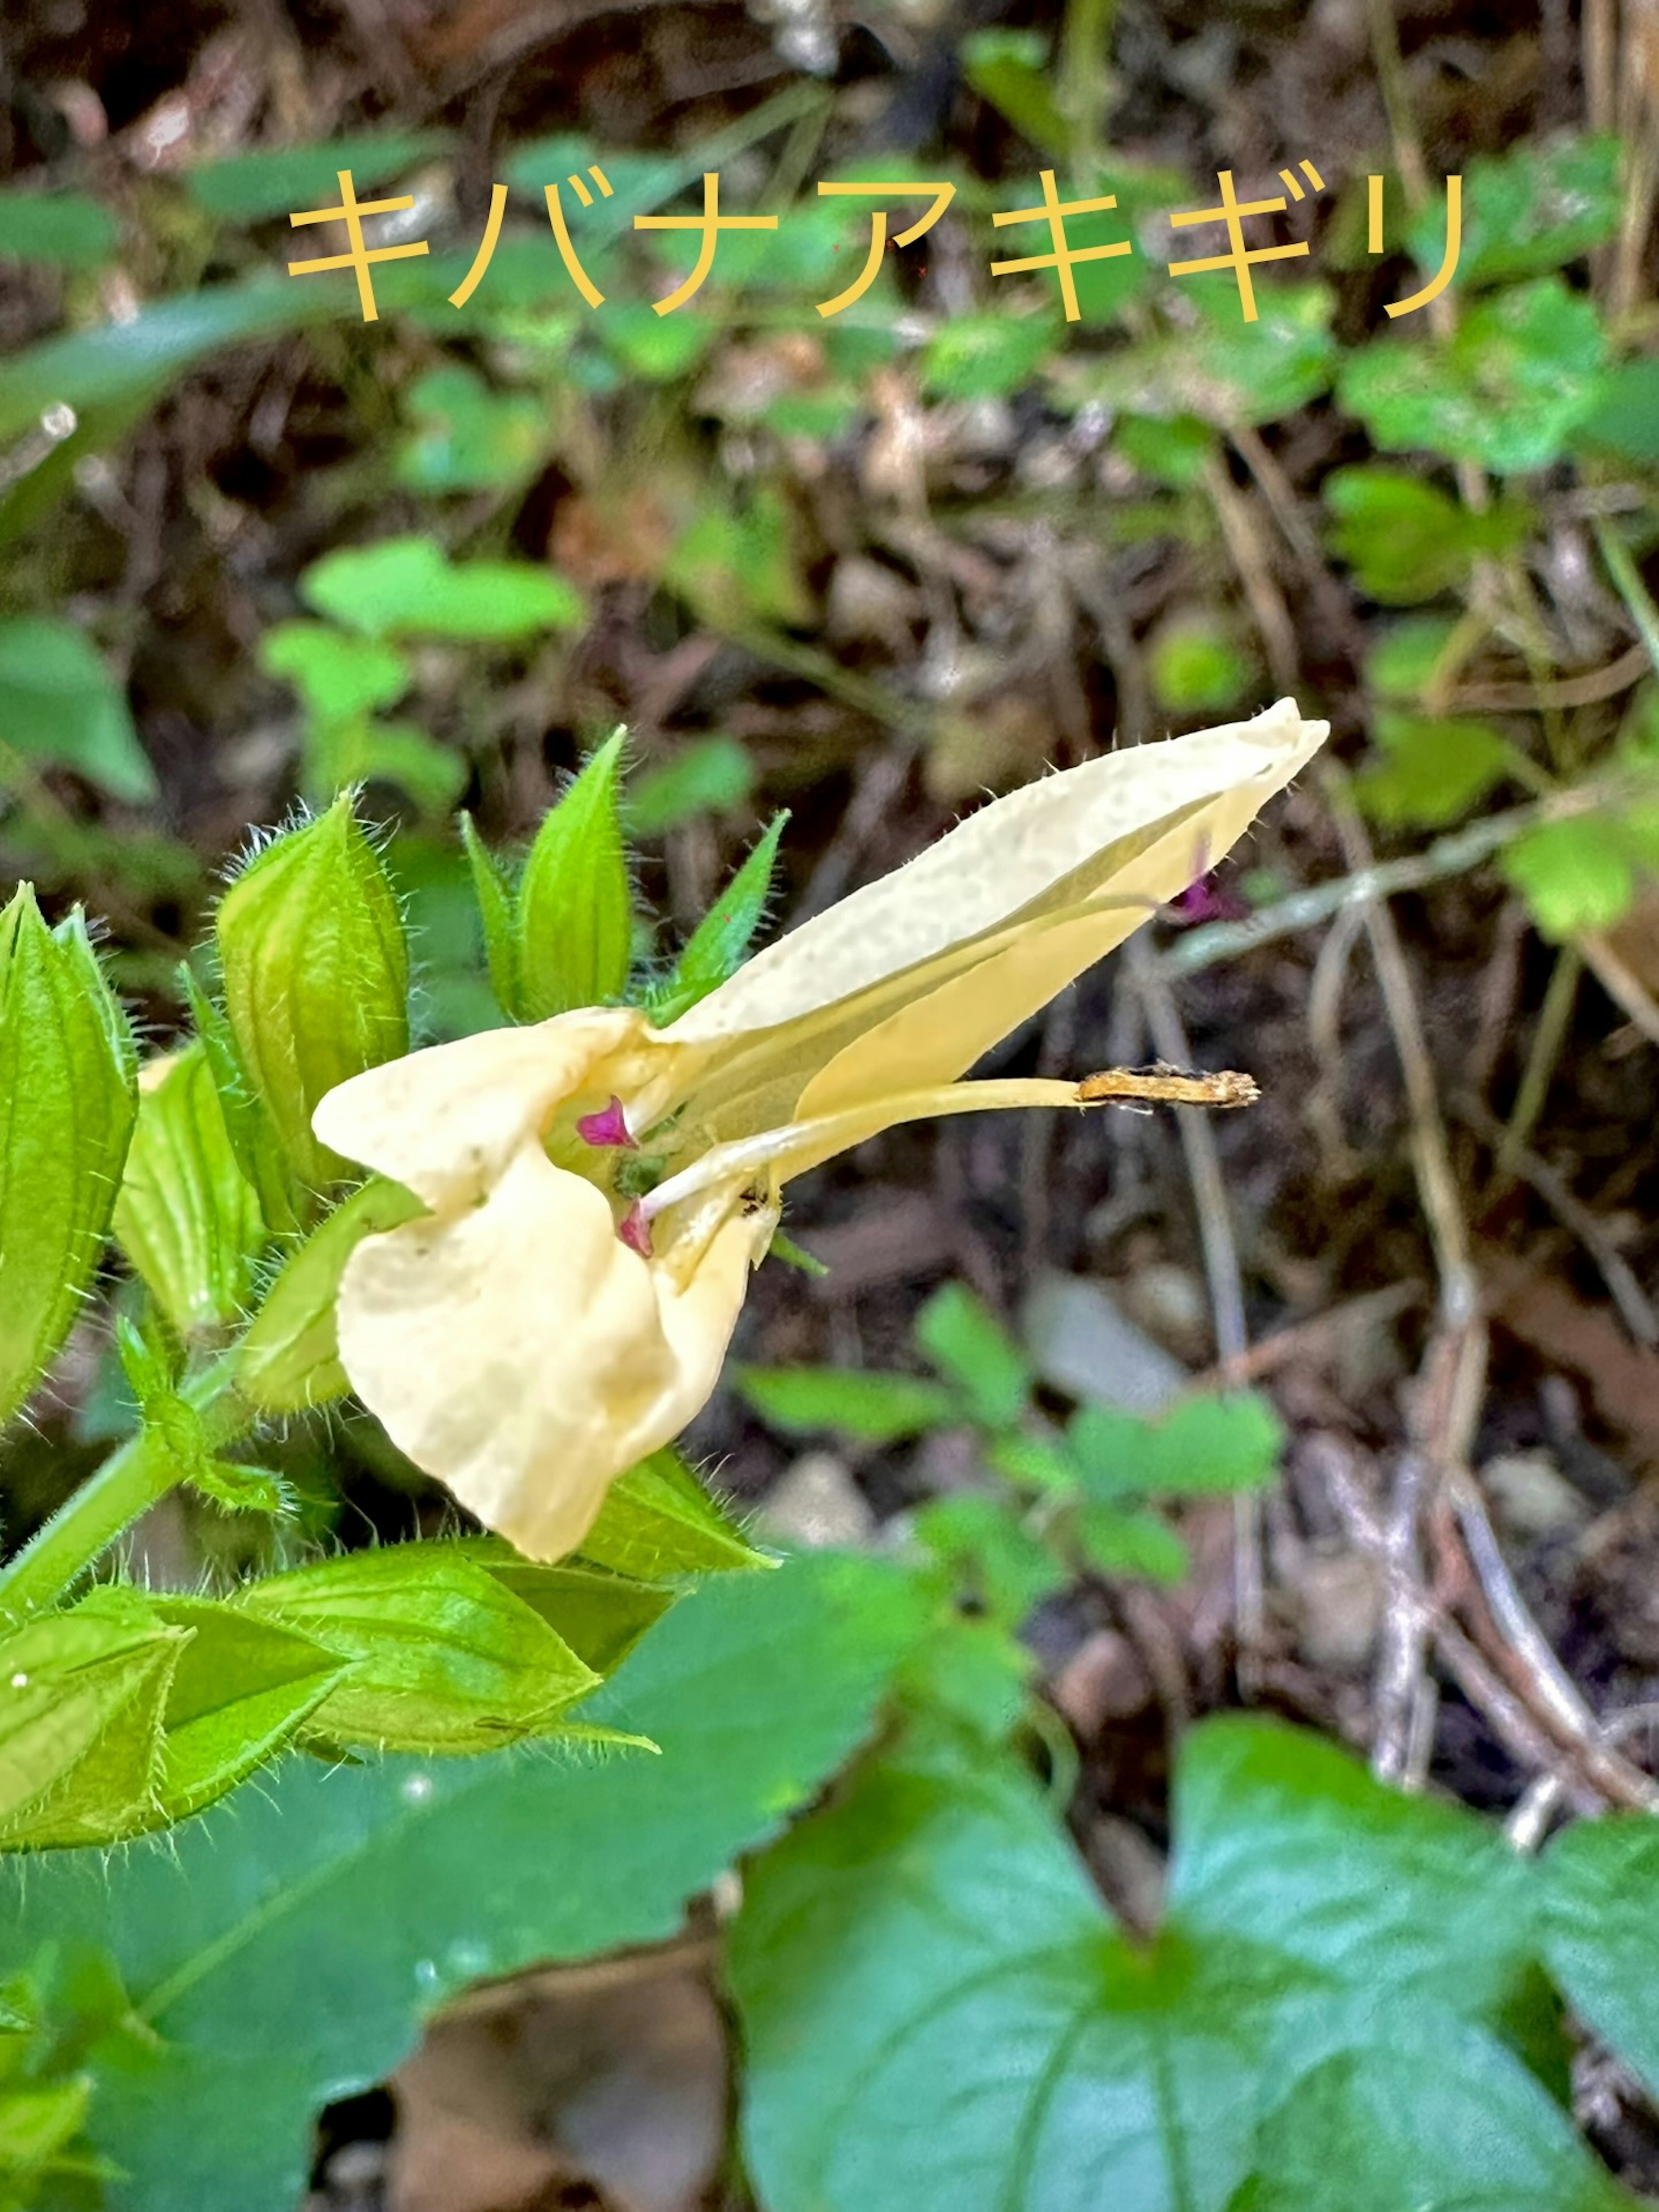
[237,1177,424,1414]
[1338,277,1608,475]
[649,811,787,1023]
[113,1044,266,1338]
[0,616,156,802]
[737,1365,959,1443]
[0,891,137,1430]
[915,1281,1032,1429]
[575,1449,776,1578]
[732,1715,1620,2212]
[300,535,582,641]
[459,813,520,1017]
[0,1552,927,2212]
[215,796,410,1196]
[1355,711,1509,830]
[0,1593,182,1851]
[515,730,632,1018]
[234,1545,601,1754]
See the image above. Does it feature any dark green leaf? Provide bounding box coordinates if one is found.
[737,1365,959,1444]
[515,730,632,1018]
[1541,1816,1659,2107]
[215,796,410,1196]
[0,892,137,1430]
[0,615,156,802]
[1574,359,1659,465]
[1424,134,1622,288]
[0,1552,926,2212]
[650,811,787,1022]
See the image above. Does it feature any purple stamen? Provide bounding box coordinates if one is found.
[577,1095,636,1149]
[617,1202,654,1258]
[1170,873,1250,925]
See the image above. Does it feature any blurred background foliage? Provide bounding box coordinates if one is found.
[8,0,1659,2205]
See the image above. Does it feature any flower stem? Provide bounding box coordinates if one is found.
[0,1358,252,1622]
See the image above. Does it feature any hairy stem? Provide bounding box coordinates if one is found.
[0,1358,252,1621]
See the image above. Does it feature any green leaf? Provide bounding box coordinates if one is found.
[395,364,551,493]
[515,730,632,1018]
[184,132,452,223]
[960,28,1070,156]
[0,1591,182,1850]
[260,622,410,722]
[117,1317,291,1520]
[237,1176,424,1414]
[1574,358,1659,465]
[649,810,787,1023]
[0,892,137,1431]
[1425,133,1622,287]
[912,1495,1067,1626]
[1066,1392,1285,1502]
[1355,710,1510,830]
[622,735,755,837]
[1075,1501,1190,1582]
[1076,285,1337,428]
[215,796,410,1195]
[1542,1816,1659,2107]
[665,487,812,629]
[1147,615,1252,714]
[1338,277,1608,475]
[458,813,520,1018]
[0,188,118,269]
[1500,815,1638,938]
[732,1715,1612,2212]
[576,1448,776,1579]
[922,313,1057,402]
[1326,467,1532,605]
[300,535,583,641]
[0,616,156,802]
[307,715,467,815]
[235,1544,601,1756]
[737,1365,960,1443]
[1,1552,927,2212]
[914,1282,1032,1430]
[113,1043,265,1337]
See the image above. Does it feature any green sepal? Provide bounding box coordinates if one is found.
[182,964,299,1234]
[214,796,410,1199]
[140,1597,348,1828]
[576,1449,778,1580]
[448,1540,677,1673]
[649,810,788,1024]
[236,1177,425,1414]
[115,1317,291,1519]
[113,1043,266,1338]
[515,729,632,1018]
[0,889,137,1432]
[233,1544,602,1754]
[0,1589,181,1850]
[460,810,521,1018]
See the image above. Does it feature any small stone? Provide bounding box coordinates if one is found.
[755,1452,876,1549]
[1290,1548,1384,1673]
[1481,1451,1589,1542]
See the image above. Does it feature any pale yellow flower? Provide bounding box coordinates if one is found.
[313,699,1327,1560]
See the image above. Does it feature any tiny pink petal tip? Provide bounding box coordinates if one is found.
[577,1095,636,1149]
[617,1202,654,1258]
[1170,874,1250,926]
